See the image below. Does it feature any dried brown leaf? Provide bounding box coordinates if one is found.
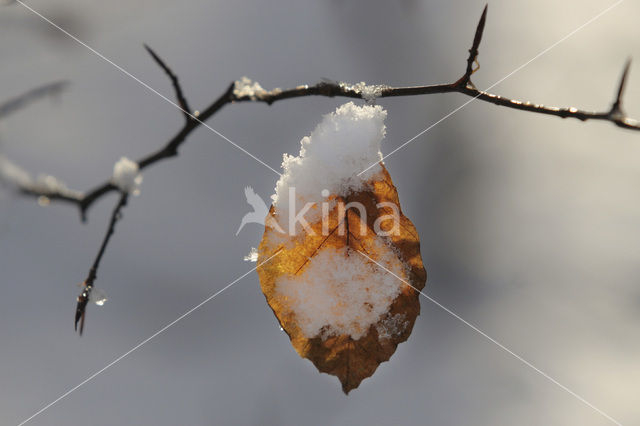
[257,165,426,393]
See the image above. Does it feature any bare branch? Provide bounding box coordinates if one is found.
[611,58,632,115]
[75,192,128,335]
[0,81,68,120]
[0,155,83,205]
[14,5,640,222]
[144,44,192,121]
[464,4,488,84]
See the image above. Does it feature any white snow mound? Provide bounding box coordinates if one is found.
[271,102,387,231]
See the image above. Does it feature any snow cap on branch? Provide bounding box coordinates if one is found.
[0,155,80,198]
[233,76,266,100]
[112,157,142,195]
[340,81,388,103]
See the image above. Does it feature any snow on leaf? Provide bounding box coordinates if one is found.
[271,101,387,235]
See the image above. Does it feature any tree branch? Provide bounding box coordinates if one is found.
[144,44,192,122]
[461,4,488,86]
[4,5,640,333]
[0,80,68,120]
[11,5,640,222]
[75,192,128,335]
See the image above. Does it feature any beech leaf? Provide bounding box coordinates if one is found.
[257,164,426,393]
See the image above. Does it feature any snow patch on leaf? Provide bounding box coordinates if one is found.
[275,238,406,340]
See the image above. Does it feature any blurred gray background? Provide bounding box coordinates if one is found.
[1,0,639,425]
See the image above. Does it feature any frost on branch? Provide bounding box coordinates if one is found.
[111,157,142,195]
[257,102,426,393]
[0,155,81,200]
[233,76,268,100]
[339,81,388,103]
[0,156,31,188]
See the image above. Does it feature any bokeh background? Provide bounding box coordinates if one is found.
[1,0,639,425]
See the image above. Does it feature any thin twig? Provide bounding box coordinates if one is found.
[461,4,488,86]
[0,81,68,120]
[143,44,192,121]
[611,58,632,116]
[75,192,128,335]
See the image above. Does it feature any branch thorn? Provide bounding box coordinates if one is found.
[466,5,488,78]
[456,4,488,88]
[144,44,192,120]
[612,58,632,115]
